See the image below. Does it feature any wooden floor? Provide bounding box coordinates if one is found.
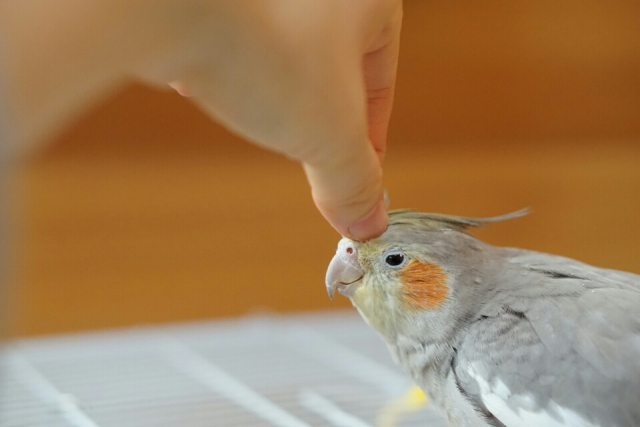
[5,1,640,337]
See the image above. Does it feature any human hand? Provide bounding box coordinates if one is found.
[1,0,401,240]
[147,1,402,240]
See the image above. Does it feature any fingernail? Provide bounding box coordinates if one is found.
[347,200,388,242]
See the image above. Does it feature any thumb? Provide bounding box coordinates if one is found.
[303,142,387,241]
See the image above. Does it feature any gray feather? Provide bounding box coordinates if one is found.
[454,248,640,427]
[387,208,530,232]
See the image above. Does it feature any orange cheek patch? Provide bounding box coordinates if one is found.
[399,260,449,311]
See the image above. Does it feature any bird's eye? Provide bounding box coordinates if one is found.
[382,249,408,269]
[386,254,404,265]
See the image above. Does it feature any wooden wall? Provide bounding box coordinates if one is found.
[7,1,640,336]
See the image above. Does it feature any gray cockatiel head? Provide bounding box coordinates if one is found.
[326,209,640,427]
[326,209,526,343]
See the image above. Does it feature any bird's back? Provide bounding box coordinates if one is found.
[453,248,640,427]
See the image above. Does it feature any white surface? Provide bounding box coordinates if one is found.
[0,311,447,427]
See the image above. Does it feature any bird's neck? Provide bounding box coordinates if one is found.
[386,332,458,403]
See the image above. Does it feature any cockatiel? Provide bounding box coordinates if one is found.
[325,209,640,427]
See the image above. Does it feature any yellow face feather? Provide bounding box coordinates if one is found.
[348,241,450,338]
[351,259,449,311]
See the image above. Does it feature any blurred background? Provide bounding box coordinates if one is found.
[7,1,640,337]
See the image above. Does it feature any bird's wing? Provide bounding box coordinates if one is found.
[453,250,640,427]
[504,248,640,292]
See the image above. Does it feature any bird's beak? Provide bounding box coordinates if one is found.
[325,239,364,300]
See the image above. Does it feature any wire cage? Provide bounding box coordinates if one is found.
[0,311,446,427]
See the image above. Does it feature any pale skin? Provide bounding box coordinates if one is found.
[0,0,402,241]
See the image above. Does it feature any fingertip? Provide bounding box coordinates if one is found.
[346,198,388,242]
